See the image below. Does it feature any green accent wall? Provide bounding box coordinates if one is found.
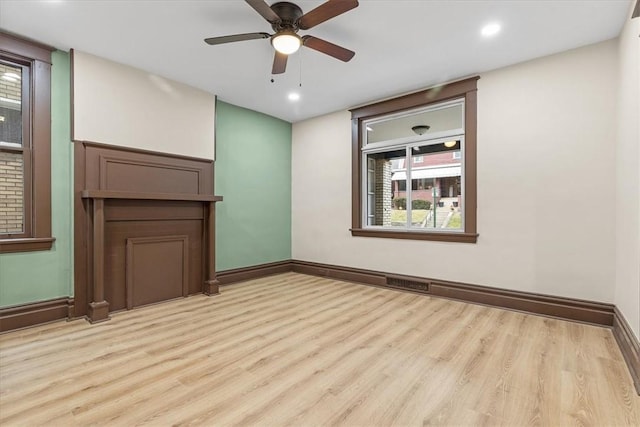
[0,51,74,307]
[215,101,291,271]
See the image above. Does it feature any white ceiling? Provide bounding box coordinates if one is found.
[0,0,632,123]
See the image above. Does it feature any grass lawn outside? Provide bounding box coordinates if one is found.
[391,209,428,226]
[446,212,462,228]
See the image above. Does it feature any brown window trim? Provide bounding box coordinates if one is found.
[0,145,25,153]
[350,76,479,243]
[0,32,55,253]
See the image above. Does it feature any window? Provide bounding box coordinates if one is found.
[350,77,478,243]
[0,32,54,253]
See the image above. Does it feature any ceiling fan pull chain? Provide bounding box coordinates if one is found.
[299,49,303,88]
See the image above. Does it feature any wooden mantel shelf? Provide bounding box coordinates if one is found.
[81,190,223,202]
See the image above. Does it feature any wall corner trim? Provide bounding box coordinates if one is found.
[612,307,640,395]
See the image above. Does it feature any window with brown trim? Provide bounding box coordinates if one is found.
[0,32,54,253]
[350,77,479,243]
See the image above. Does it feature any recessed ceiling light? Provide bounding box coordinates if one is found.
[481,23,501,38]
[288,92,300,101]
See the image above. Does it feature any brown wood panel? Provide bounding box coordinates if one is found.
[203,201,219,295]
[82,142,213,195]
[104,200,204,221]
[100,157,201,194]
[88,198,109,323]
[73,143,89,318]
[126,236,189,309]
[105,219,203,312]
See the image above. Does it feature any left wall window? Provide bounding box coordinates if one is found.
[0,32,54,253]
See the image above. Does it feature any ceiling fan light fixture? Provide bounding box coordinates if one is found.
[271,31,302,55]
[411,125,430,135]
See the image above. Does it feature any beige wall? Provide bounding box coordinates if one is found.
[72,50,215,160]
[615,7,640,339]
[292,40,618,303]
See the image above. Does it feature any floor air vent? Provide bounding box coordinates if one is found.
[386,276,430,293]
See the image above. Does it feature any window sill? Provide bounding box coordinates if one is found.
[0,237,56,253]
[350,228,478,243]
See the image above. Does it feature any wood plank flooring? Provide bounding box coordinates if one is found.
[1,272,638,426]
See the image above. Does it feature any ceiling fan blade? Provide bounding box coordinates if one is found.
[204,32,270,45]
[272,51,288,74]
[302,35,355,62]
[632,0,639,18]
[245,0,281,23]
[298,0,359,30]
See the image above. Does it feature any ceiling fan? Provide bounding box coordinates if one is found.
[204,0,359,74]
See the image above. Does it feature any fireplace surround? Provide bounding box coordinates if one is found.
[74,142,222,323]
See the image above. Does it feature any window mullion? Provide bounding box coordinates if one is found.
[406,146,412,230]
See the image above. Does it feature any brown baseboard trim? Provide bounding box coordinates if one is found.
[217,260,293,286]
[0,297,74,333]
[292,261,387,288]
[612,307,640,395]
[427,280,614,326]
[290,260,614,327]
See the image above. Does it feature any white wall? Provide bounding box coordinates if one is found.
[615,7,640,339]
[292,40,618,303]
[72,50,216,160]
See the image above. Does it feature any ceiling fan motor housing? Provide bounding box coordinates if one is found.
[270,2,304,31]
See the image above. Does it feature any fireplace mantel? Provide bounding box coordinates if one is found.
[74,142,222,323]
[81,189,223,202]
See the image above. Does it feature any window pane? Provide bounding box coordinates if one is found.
[409,141,462,231]
[0,63,23,146]
[365,148,405,227]
[0,62,25,234]
[366,102,463,144]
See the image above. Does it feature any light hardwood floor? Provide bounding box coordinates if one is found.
[1,272,638,426]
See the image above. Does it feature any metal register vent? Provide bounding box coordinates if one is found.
[386,276,430,293]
